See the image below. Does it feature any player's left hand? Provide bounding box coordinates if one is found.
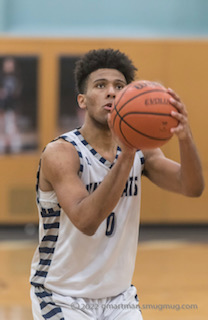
[167,88,192,141]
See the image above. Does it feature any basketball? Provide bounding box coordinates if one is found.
[110,80,179,149]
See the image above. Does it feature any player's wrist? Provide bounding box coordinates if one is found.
[118,148,136,162]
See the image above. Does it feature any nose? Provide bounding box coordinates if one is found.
[107,85,116,98]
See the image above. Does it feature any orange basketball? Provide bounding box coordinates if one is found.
[110,80,179,149]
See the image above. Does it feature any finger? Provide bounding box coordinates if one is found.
[170,124,188,139]
[169,97,188,117]
[171,110,187,124]
[167,87,181,101]
[170,122,183,132]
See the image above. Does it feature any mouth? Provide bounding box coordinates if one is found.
[103,103,113,111]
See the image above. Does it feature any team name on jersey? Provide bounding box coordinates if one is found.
[86,181,102,193]
[122,176,138,197]
[86,176,138,197]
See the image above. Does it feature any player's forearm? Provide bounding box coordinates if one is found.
[179,135,204,197]
[74,151,135,235]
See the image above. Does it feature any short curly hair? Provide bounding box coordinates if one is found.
[74,48,137,93]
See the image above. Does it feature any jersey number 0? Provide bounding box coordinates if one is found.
[105,212,115,236]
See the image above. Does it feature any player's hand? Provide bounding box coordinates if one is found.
[107,113,136,156]
[167,88,192,141]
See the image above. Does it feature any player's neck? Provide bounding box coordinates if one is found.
[79,123,117,162]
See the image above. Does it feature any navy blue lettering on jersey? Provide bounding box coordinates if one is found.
[85,176,138,197]
[122,176,138,197]
[106,212,115,236]
[86,181,102,193]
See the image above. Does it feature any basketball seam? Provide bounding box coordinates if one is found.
[115,88,167,114]
[112,84,133,127]
[122,111,173,116]
[119,119,136,148]
[120,113,172,141]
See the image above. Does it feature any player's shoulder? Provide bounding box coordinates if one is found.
[41,138,80,168]
[39,138,81,187]
[44,138,74,153]
[142,147,166,174]
[142,147,164,160]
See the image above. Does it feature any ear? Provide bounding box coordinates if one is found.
[77,94,87,110]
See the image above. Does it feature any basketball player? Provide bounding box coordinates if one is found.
[30,49,204,320]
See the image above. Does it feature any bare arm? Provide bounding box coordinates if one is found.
[143,88,204,197]
[40,140,136,236]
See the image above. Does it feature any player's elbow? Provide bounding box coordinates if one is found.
[184,182,205,198]
[191,186,204,197]
[65,204,99,236]
[76,218,98,236]
[79,224,97,236]
[75,206,105,236]
[82,227,97,236]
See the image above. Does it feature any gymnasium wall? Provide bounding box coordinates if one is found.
[0,38,207,224]
[1,0,208,37]
[0,1,207,225]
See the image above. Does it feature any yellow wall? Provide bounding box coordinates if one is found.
[0,37,207,224]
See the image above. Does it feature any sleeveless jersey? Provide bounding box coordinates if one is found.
[30,129,145,299]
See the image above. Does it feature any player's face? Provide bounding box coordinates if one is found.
[78,68,127,126]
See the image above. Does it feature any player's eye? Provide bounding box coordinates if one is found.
[96,83,105,89]
[116,84,125,90]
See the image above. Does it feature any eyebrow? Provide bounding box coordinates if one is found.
[93,78,126,84]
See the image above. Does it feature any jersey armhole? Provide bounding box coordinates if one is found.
[58,135,84,177]
[36,135,84,204]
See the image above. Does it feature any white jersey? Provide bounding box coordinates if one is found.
[30,129,144,299]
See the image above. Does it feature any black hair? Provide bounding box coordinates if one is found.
[74,48,137,93]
